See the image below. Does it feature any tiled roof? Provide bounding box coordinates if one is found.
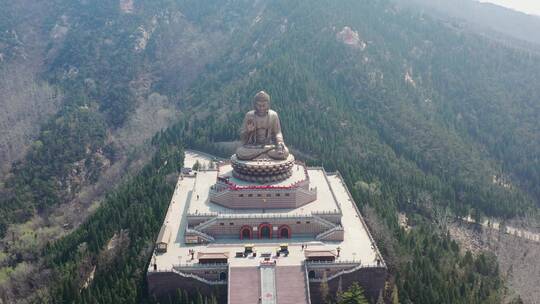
[197,252,230,259]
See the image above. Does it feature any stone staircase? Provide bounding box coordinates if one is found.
[184,228,215,242]
[228,266,260,304]
[193,216,219,231]
[312,215,337,229]
[275,265,310,304]
[316,225,344,241]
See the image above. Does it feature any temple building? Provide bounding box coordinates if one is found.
[147,92,387,304]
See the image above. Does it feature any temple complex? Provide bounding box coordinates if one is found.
[147,92,387,304]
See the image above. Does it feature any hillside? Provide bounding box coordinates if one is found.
[174,0,540,218]
[394,0,540,47]
[0,0,539,303]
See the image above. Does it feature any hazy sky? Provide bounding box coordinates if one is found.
[479,0,540,16]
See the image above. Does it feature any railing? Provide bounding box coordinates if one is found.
[312,210,341,216]
[188,210,340,217]
[187,209,341,219]
[272,265,278,304]
[227,266,232,304]
[188,212,219,217]
[303,262,312,304]
[174,262,229,270]
[305,260,362,266]
[222,213,311,219]
[189,213,318,220]
[187,213,218,218]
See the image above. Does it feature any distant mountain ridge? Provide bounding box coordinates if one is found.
[394,0,540,46]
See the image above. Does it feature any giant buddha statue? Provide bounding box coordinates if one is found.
[231,91,295,183]
[236,91,290,160]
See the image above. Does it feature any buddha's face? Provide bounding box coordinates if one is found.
[254,100,269,116]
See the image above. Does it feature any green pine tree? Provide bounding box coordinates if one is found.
[391,285,399,304]
[336,276,344,303]
[193,160,201,171]
[320,271,330,304]
[337,282,368,304]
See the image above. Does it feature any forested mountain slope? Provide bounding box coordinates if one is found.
[0,0,262,235]
[0,1,63,174]
[176,0,540,218]
[394,0,540,47]
[0,0,539,303]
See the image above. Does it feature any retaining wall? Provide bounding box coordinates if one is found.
[308,267,387,304]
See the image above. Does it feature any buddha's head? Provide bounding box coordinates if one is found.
[254,91,270,116]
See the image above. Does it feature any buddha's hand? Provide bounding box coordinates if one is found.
[246,119,256,132]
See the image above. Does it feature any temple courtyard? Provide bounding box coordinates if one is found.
[147,150,386,304]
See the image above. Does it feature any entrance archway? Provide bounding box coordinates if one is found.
[258,223,272,239]
[240,225,252,240]
[219,272,227,280]
[278,225,291,239]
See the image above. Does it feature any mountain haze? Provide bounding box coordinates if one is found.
[394,0,540,47]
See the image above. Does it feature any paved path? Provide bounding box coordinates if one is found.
[327,175,378,264]
[461,216,540,242]
[261,266,277,304]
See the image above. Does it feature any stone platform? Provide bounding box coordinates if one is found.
[148,150,386,304]
[231,154,295,183]
[209,161,317,209]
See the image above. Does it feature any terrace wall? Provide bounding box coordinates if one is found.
[210,185,316,209]
[308,266,387,303]
[199,217,335,239]
[147,271,227,303]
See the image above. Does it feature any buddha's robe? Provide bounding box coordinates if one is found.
[236,109,289,160]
